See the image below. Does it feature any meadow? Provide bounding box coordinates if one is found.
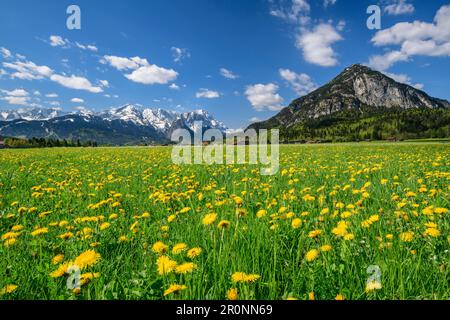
[0,142,449,300]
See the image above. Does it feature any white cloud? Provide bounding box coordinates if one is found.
[324,0,337,8]
[3,60,53,80]
[99,79,109,88]
[101,55,149,71]
[50,74,103,93]
[46,93,58,98]
[171,47,190,63]
[279,68,317,96]
[245,83,284,111]
[0,47,12,59]
[75,42,98,52]
[49,35,67,47]
[296,23,343,67]
[1,96,29,105]
[33,90,41,96]
[71,98,84,103]
[125,65,178,85]
[1,89,29,97]
[369,5,450,70]
[102,55,178,85]
[220,68,239,80]
[196,88,220,99]
[270,0,311,25]
[384,0,415,16]
[169,83,180,90]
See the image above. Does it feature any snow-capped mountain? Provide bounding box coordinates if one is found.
[0,107,67,121]
[0,105,228,145]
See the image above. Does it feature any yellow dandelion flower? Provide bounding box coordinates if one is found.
[187,247,202,259]
[52,254,65,265]
[172,243,188,255]
[156,256,177,275]
[335,294,345,300]
[231,272,261,283]
[164,284,187,296]
[365,281,382,293]
[308,292,315,300]
[152,241,169,254]
[100,222,110,230]
[227,288,239,300]
[399,231,414,242]
[73,250,101,270]
[256,209,267,218]
[291,218,302,229]
[320,245,332,252]
[305,249,319,262]
[424,228,440,238]
[31,227,48,237]
[50,262,72,278]
[217,220,231,229]
[308,229,322,238]
[0,284,17,295]
[202,213,217,226]
[175,262,197,274]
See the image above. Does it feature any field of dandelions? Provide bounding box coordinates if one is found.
[0,142,449,300]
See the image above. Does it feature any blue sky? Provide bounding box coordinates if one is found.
[0,0,449,129]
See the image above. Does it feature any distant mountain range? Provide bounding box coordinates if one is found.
[0,105,227,145]
[249,64,450,142]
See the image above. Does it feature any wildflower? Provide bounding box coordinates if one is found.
[256,210,267,218]
[172,243,188,255]
[2,232,20,240]
[424,228,440,238]
[58,232,73,240]
[31,227,48,237]
[50,262,72,278]
[179,207,191,214]
[320,245,332,252]
[202,213,217,226]
[175,262,197,274]
[73,250,101,269]
[217,220,231,229]
[152,241,169,254]
[187,247,202,259]
[164,284,187,296]
[80,272,100,285]
[399,231,414,242]
[335,294,345,300]
[52,254,65,265]
[308,229,322,238]
[305,249,319,262]
[291,218,302,229]
[365,280,382,293]
[100,222,110,230]
[3,238,17,246]
[434,207,448,214]
[0,284,17,295]
[157,256,177,275]
[227,288,238,300]
[231,272,261,283]
[308,292,315,300]
[344,233,355,241]
[234,196,243,206]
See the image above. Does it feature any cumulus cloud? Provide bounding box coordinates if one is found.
[102,55,178,85]
[75,42,98,52]
[50,74,103,93]
[169,83,180,90]
[279,68,317,96]
[384,0,415,16]
[0,89,30,105]
[45,93,58,98]
[0,47,12,59]
[171,47,190,63]
[369,5,450,70]
[245,83,284,111]
[49,35,67,47]
[296,23,343,67]
[196,88,220,99]
[220,68,239,80]
[99,80,109,88]
[71,98,84,103]
[270,0,311,25]
[3,60,53,80]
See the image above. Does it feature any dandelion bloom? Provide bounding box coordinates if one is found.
[175,262,197,274]
[172,243,188,255]
[305,249,319,262]
[164,284,187,296]
[256,210,267,218]
[156,256,177,275]
[227,288,238,300]
[308,292,315,300]
[216,220,230,230]
[187,247,202,259]
[152,241,169,254]
[231,272,261,283]
[335,294,345,300]
[308,229,322,238]
[100,222,110,230]
[50,262,72,278]
[80,272,101,285]
[202,213,217,226]
[399,231,414,242]
[291,218,302,229]
[31,227,48,237]
[52,254,65,265]
[73,250,101,270]
[365,281,382,293]
[424,228,440,238]
[320,245,332,252]
[0,284,17,295]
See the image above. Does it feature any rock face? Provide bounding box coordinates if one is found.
[250,64,450,130]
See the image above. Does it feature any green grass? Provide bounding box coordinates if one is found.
[0,143,449,300]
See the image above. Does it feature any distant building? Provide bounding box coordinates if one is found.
[0,135,5,149]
